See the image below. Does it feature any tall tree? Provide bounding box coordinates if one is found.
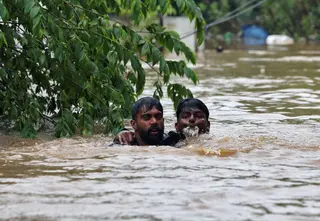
[0,0,205,137]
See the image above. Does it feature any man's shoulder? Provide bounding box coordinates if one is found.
[159,131,185,146]
[112,129,185,146]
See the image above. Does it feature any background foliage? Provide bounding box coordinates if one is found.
[0,0,205,137]
[261,0,320,42]
[196,0,320,43]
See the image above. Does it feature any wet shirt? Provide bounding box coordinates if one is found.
[112,130,185,147]
[159,131,185,146]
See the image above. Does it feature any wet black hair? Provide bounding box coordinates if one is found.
[176,98,209,120]
[132,97,163,120]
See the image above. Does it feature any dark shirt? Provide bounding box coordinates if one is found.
[159,131,185,146]
[112,130,185,147]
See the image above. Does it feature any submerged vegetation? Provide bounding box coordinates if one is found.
[0,0,205,137]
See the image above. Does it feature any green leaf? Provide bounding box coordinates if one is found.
[173,40,181,55]
[130,55,140,72]
[75,45,85,62]
[88,61,99,74]
[166,37,174,51]
[131,55,145,95]
[131,33,140,45]
[109,87,124,105]
[147,24,166,33]
[0,0,9,21]
[136,69,145,95]
[159,57,166,73]
[39,54,46,65]
[132,0,141,23]
[176,0,185,10]
[124,0,132,8]
[113,26,121,39]
[151,46,161,65]
[167,31,180,39]
[121,28,127,40]
[167,83,193,110]
[153,82,163,100]
[149,0,157,10]
[123,49,131,65]
[181,43,196,64]
[159,0,168,13]
[30,5,40,19]
[141,42,150,57]
[196,19,205,46]
[107,51,117,65]
[184,66,198,84]
[32,14,42,30]
[24,0,35,14]
[11,105,18,118]
[127,71,137,84]
[163,64,170,83]
[0,31,8,47]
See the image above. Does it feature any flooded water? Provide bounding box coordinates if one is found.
[1,46,320,221]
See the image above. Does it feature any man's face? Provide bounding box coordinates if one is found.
[131,106,164,145]
[175,107,210,134]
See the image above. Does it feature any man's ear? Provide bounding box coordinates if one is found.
[206,120,210,132]
[131,119,137,131]
[175,122,178,131]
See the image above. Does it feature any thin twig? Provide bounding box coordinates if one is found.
[40,113,56,124]
[63,1,124,25]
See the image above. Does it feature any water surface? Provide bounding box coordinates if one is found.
[1,46,319,221]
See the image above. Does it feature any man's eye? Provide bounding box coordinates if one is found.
[195,113,205,118]
[181,113,191,118]
[155,114,163,120]
[142,115,150,120]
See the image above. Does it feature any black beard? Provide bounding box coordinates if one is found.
[139,126,164,145]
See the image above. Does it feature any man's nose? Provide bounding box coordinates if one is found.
[189,114,195,122]
[150,116,157,124]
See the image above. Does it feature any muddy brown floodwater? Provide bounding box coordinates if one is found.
[1,46,319,221]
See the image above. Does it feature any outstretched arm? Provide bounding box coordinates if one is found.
[113,130,136,145]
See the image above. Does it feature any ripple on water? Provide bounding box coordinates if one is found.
[239,56,320,62]
[1,48,320,221]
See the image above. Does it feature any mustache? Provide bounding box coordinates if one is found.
[147,126,162,133]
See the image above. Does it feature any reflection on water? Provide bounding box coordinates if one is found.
[1,47,319,221]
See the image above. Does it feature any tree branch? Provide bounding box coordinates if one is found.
[63,1,124,25]
[40,113,56,125]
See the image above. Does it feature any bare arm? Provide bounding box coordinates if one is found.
[113,130,135,145]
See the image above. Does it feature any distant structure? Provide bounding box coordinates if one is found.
[266,35,294,45]
[242,25,268,46]
[162,16,204,53]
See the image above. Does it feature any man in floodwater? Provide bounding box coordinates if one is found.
[124,97,165,146]
[113,97,210,146]
[175,98,210,136]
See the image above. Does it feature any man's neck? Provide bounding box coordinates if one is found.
[135,134,147,146]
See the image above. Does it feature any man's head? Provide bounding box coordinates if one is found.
[175,98,210,134]
[131,97,164,145]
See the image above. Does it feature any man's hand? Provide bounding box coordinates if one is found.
[113,130,135,145]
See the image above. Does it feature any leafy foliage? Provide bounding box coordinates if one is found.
[196,0,320,43]
[0,0,205,137]
[260,0,320,41]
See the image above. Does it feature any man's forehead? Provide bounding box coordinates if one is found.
[180,107,204,113]
[139,106,162,114]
